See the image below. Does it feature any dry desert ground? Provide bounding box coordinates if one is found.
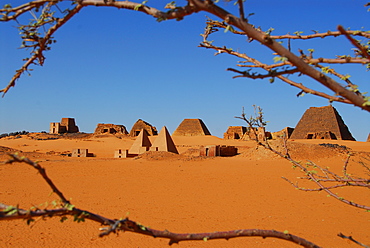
[0,133,369,247]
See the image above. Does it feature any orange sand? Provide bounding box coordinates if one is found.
[0,134,369,247]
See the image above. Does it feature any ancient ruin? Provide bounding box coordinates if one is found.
[173,119,211,136]
[271,127,294,139]
[50,118,79,134]
[71,148,93,157]
[114,149,136,158]
[367,133,370,142]
[224,126,247,139]
[94,123,128,135]
[290,106,355,140]
[150,126,178,154]
[128,129,152,155]
[200,145,238,157]
[129,119,157,136]
[115,127,179,158]
[241,127,272,141]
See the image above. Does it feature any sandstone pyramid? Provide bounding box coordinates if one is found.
[290,105,355,140]
[129,119,157,136]
[128,129,152,154]
[173,119,211,136]
[150,126,178,154]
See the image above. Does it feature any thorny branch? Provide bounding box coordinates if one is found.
[0,154,321,248]
[199,39,351,104]
[0,0,370,111]
[200,19,369,105]
[1,2,83,95]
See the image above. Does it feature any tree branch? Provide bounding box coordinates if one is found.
[199,42,351,104]
[1,1,370,111]
[338,25,370,60]
[1,3,84,95]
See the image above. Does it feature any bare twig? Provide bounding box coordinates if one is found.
[237,107,370,210]
[1,3,84,95]
[199,42,351,104]
[338,25,370,60]
[338,233,370,248]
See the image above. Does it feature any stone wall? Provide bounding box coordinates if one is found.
[224,126,247,139]
[271,127,294,140]
[200,145,237,157]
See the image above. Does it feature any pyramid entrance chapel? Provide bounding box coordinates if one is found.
[290,105,355,140]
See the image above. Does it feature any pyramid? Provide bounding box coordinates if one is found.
[128,129,152,154]
[150,126,178,154]
[129,119,157,136]
[290,106,355,140]
[173,119,211,136]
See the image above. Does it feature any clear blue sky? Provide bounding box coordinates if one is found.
[1,0,369,140]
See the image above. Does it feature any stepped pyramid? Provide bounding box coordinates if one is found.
[150,126,178,154]
[128,129,152,154]
[290,106,355,140]
[173,119,211,136]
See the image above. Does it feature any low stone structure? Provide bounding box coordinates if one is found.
[173,119,211,136]
[94,123,128,135]
[114,149,137,158]
[200,145,238,157]
[50,118,79,134]
[290,106,355,140]
[224,126,247,139]
[241,127,271,142]
[129,119,157,136]
[271,127,294,139]
[71,148,93,157]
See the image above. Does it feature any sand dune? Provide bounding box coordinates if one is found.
[0,134,369,247]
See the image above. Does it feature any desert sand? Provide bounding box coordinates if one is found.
[0,133,369,247]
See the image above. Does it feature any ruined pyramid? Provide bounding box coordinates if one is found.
[150,126,178,154]
[129,119,157,136]
[290,105,355,140]
[173,119,211,136]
